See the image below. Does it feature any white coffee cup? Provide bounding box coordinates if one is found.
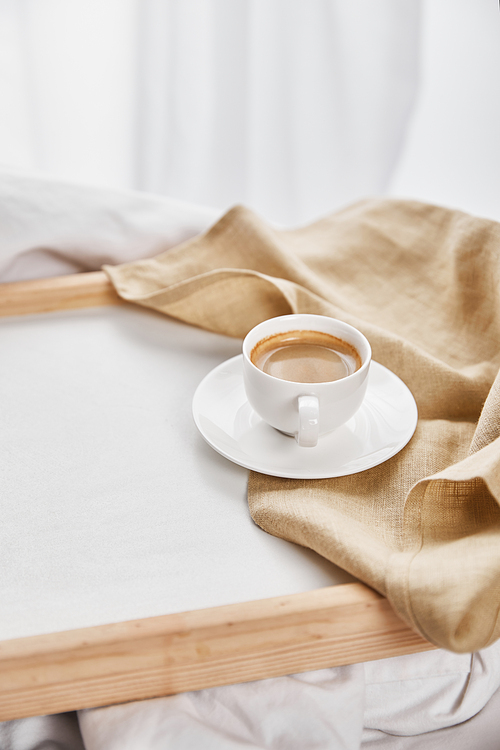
[242,314,371,447]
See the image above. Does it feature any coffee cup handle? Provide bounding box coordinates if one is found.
[297,395,319,448]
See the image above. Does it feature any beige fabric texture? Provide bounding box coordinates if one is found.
[103,199,500,653]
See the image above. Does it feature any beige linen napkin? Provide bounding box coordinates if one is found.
[103,199,500,653]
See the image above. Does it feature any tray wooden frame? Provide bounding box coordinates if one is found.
[0,272,434,721]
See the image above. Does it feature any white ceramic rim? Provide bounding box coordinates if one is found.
[242,314,372,386]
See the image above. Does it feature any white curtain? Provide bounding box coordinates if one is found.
[134,0,421,224]
[0,0,421,226]
[0,0,499,226]
[0,0,138,189]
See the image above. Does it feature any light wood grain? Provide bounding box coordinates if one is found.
[0,583,434,720]
[0,271,119,316]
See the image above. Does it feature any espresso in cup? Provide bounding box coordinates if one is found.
[251,329,362,384]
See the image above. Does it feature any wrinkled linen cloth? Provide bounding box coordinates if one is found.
[1,170,500,749]
[104,199,500,654]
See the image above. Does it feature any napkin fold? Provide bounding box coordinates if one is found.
[104,199,500,653]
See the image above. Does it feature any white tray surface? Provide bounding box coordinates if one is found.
[0,305,354,641]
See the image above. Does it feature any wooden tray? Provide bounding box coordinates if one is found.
[0,272,434,721]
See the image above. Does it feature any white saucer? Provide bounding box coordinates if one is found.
[192,356,418,479]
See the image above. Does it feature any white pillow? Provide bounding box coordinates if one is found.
[0,168,220,282]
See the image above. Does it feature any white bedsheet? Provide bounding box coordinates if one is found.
[77,645,500,750]
[1,170,499,750]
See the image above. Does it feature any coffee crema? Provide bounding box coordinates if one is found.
[251,329,362,383]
